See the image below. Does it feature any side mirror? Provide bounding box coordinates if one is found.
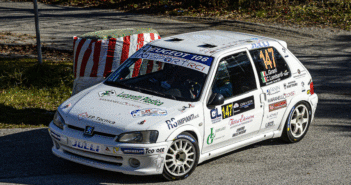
[119,68,130,79]
[208,93,224,106]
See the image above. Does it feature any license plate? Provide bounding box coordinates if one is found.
[69,138,101,153]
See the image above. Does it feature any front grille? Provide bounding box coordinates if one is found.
[67,124,116,138]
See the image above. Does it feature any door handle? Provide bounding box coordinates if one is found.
[260,93,266,103]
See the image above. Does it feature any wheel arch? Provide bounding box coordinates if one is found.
[274,95,312,138]
[165,125,202,151]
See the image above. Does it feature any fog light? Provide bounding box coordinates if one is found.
[54,140,60,150]
[129,158,140,168]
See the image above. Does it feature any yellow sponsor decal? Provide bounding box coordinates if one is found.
[113,147,119,154]
[221,103,233,119]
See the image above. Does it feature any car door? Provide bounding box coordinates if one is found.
[248,44,293,133]
[202,49,264,153]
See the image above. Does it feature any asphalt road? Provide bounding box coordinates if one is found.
[1,1,351,185]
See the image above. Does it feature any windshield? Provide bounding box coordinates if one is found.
[105,45,214,101]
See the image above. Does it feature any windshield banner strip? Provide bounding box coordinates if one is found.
[131,45,213,74]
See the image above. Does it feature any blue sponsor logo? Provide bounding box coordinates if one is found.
[251,41,269,49]
[72,141,100,152]
[210,108,222,123]
[121,148,145,155]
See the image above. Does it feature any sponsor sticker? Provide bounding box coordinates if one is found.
[121,148,145,155]
[113,147,119,154]
[261,68,286,85]
[267,112,279,120]
[131,108,167,118]
[267,91,294,103]
[232,126,246,137]
[222,96,255,120]
[71,139,100,153]
[179,104,195,112]
[284,81,298,89]
[210,108,222,123]
[78,112,115,125]
[238,96,255,111]
[229,114,254,128]
[117,92,164,106]
[284,91,295,98]
[293,69,307,79]
[207,128,216,145]
[215,126,226,133]
[251,41,269,49]
[265,121,275,128]
[267,95,285,103]
[166,114,199,130]
[146,148,165,154]
[269,100,287,112]
[98,90,116,97]
[104,146,120,154]
[99,98,141,108]
[131,45,213,74]
[267,85,280,96]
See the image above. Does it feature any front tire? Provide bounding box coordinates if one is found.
[281,101,312,143]
[162,132,199,181]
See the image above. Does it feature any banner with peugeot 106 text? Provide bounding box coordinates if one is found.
[131,45,213,74]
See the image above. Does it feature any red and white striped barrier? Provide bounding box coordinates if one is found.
[72,31,161,95]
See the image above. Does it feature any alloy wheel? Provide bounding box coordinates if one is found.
[290,104,310,138]
[164,138,196,176]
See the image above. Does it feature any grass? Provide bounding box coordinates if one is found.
[0,58,74,128]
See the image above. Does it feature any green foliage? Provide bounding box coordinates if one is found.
[0,58,73,128]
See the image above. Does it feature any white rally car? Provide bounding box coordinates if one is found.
[48,30,318,180]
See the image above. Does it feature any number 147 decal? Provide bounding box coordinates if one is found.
[260,48,276,70]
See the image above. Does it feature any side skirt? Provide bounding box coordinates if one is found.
[198,131,274,164]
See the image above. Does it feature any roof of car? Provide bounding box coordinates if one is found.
[149,30,284,56]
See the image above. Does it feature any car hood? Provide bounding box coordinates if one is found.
[59,83,198,136]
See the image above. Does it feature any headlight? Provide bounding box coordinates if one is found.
[53,111,65,129]
[117,131,158,143]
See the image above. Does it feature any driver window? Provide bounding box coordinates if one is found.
[212,51,257,99]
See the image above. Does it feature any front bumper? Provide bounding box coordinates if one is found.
[48,122,171,175]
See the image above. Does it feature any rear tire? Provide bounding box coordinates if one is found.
[281,101,312,143]
[162,132,199,181]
